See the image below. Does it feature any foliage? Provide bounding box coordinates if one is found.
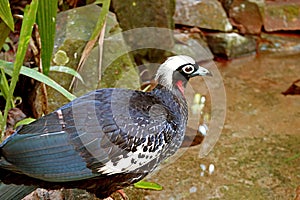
[0,0,81,138]
[14,117,36,129]
[1,0,39,138]
[0,0,14,31]
[36,0,58,75]
[0,61,78,101]
[0,0,14,49]
[134,180,163,191]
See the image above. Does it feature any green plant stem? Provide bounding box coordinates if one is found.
[0,68,15,107]
[36,0,58,75]
[2,0,39,137]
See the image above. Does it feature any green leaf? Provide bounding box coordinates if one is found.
[0,67,14,107]
[0,21,11,51]
[0,0,14,31]
[0,67,9,99]
[91,0,111,40]
[50,66,84,83]
[93,0,105,4]
[0,60,76,101]
[2,0,39,137]
[134,181,163,191]
[0,0,13,50]
[15,117,36,129]
[36,0,58,75]
[0,111,4,134]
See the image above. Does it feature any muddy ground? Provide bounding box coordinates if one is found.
[19,51,300,200]
[122,52,300,200]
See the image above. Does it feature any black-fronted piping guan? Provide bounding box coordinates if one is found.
[0,55,212,199]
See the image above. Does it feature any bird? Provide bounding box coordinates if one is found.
[0,55,212,199]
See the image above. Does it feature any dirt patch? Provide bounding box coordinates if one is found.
[122,52,300,200]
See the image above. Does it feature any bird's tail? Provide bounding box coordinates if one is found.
[0,140,36,200]
[0,181,36,200]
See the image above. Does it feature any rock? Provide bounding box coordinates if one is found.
[4,108,26,140]
[259,33,300,52]
[23,188,64,200]
[111,0,175,31]
[49,4,137,111]
[219,0,234,13]
[173,30,213,61]
[111,0,175,65]
[174,0,232,32]
[111,0,175,86]
[264,0,300,32]
[206,33,257,59]
[23,188,95,200]
[229,0,263,34]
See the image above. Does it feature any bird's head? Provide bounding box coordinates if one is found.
[155,55,212,94]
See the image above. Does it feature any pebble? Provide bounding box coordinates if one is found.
[200,164,206,171]
[208,164,215,175]
[200,171,205,177]
[198,124,208,136]
[200,163,215,176]
[189,186,197,193]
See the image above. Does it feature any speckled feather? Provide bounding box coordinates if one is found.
[0,85,187,198]
[0,55,211,199]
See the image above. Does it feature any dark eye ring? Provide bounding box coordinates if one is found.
[182,65,195,74]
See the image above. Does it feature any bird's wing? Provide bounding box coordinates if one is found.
[91,89,180,175]
[0,100,102,182]
[1,90,114,182]
[0,88,179,182]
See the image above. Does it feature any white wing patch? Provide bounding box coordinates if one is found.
[97,134,166,175]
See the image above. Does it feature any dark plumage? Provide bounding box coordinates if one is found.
[0,55,212,199]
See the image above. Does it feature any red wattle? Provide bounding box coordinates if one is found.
[176,80,184,95]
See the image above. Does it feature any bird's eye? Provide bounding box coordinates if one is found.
[182,65,195,74]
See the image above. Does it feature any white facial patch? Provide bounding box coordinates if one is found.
[155,55,196,89]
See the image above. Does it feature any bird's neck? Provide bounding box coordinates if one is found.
[174,80,186,96]
[152,84,187,112]
[155,76,189,98]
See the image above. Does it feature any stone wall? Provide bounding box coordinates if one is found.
[174,0,300,59]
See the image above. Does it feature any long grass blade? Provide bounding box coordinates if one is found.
[2,0,39,137]
[0,0,14,31]
[0,21,11,50]
[0,61,76,101]
[36,0,58,75]
[49,66,84,83]
[0,68,14,107]
[0,0,14,49]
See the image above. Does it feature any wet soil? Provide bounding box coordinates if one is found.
[123,52,300,200]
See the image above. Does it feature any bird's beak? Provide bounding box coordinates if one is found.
[192,66,213,77]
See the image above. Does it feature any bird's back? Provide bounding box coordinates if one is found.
[0,86,188,197]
